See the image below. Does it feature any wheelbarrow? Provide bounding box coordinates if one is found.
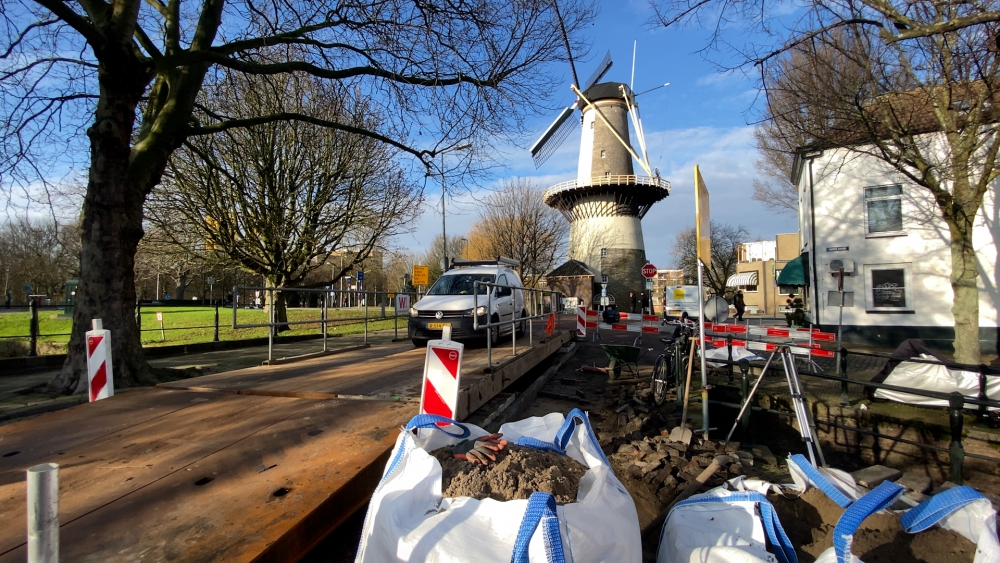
[600,341,647,379]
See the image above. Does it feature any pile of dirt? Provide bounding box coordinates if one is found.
[768,488,977,563]
[431,444,587,505]
[585,380,782,529]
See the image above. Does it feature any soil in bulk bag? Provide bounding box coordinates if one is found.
[355,409,641,563]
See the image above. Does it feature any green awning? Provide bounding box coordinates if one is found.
[777,256,807,287]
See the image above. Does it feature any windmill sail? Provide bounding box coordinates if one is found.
[582,51,613,91]
[530,105,578,168]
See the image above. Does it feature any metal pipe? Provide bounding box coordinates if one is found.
[267,287,274,364]
[27,462,59,563]
[697,260,709,437]
[322,291,328,352]
[949,392,965,484]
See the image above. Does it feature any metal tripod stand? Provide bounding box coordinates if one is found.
[723,345,827,467]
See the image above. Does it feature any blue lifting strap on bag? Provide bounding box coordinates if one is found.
[789,453,853,508]
[668,492,798,563]
[514,409,609,466]
[899,485,984,534]
[832,481,904,563]
[511,492,567,563]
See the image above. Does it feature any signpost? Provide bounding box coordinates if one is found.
[156,311,165,341]
[412,265,429,287]
[419,339,464,421]
[694,165,712,438]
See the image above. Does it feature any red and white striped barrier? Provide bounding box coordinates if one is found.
[420,339,463,420]
[598,323,662,334]
[617,313,661,322]
[745,339,836,358]
[86,319,114,402]
[577,308,597,337]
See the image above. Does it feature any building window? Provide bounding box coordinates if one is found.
[601,150,606,159]
[864,263,912,311]
[605,171,611,178]
[774,269,792,295]
[739,284,758,293]
[600,248,607,257]
[865,185,904,236]
[590,121,595,129]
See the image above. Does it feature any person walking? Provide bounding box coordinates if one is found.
[733,290,746,321]
[640,292,649,315]
[629,292,636,314]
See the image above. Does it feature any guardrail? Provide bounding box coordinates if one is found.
[232,286,422,363]
[471,281,564,367]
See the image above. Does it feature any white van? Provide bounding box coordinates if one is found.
[408,258,527,346]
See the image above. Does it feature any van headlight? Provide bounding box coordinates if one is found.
[466,306,486,316]
[409,307,418,317]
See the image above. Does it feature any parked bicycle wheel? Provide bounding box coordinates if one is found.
[652,354,670,405]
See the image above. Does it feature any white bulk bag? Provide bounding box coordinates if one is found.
[355,408,641,563]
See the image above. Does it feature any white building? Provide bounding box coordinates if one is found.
[790,145,998,353]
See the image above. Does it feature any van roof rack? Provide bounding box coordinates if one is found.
[449,256,520,269]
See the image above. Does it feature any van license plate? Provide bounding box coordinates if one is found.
[427,322,450,330]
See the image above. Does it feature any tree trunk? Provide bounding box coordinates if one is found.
[264,284,291,334]
[950,224,981,365]
[47,72,156,394]
[175,272,189,301]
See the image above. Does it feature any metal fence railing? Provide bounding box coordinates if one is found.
[232,286,423,363]
[695,348,1000,485]
[471,281,563,367]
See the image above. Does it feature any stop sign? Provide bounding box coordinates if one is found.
[642,263,657,278]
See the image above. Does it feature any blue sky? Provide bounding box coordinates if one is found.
[398,0,799,269]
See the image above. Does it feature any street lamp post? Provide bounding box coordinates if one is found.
[439,144,472,270]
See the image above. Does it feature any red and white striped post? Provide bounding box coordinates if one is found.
[576,308,597,338]
[86,319,114,402]
[419,339,463,420]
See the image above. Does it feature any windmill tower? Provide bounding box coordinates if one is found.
[533,52,670,305]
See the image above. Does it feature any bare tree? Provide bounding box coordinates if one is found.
[652,0,1000,364]
[420,235,469,288]
[148,71,421,329]
[1,0,594,393]
[0,218,80,304]
[464,178,568,287]
[751,119,801,216]
[670,221,751,299]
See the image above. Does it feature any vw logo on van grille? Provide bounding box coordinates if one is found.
[434,311,443,320]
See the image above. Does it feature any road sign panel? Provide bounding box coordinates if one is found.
[412,265,429,286]
[642,263,657,278]
[646,278,653,289]
[395,294,410,313]
[356,271,364,282]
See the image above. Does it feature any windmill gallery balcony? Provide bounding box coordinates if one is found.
[543,175,671,221]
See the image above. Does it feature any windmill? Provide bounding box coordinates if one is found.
[534,39,671,307]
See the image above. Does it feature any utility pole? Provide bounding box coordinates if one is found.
[439,144,472,271]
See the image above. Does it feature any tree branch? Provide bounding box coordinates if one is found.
[185,112,432,164]
[32,0,106,49]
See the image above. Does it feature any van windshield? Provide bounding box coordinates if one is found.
[427,274,496,295]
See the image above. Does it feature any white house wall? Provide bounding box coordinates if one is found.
[798,145,998,350]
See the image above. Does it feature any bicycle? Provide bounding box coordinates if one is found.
[651,319,697,405]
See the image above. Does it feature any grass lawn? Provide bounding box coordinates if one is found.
[0,306,403,356]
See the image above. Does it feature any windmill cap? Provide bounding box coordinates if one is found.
[581,82,633,102]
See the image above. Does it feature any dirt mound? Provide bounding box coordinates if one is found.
[431,444,587,505]
[768,488,977,563]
